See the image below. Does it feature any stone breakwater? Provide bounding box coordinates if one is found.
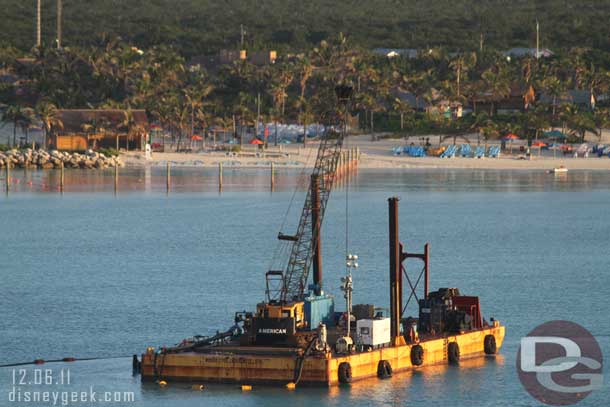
[0,149,123,169]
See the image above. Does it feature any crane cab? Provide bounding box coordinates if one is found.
[256,302,305,327]
[246,302,305,346]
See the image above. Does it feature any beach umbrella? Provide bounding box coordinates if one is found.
[502,134,520,154]
[250,138,264,145]
[532,140,547,156]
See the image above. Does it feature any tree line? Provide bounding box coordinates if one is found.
[2,1,610,57]
[2,34,610,148]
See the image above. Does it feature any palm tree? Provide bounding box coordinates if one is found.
[36,101,63,150]
[593,108,610,141]
[184,80,214,147]
[18,108,36,147]
[449,52,477,99]
[482,67,510,116]
[561,106,596,142]
[2,105,25,147]
[392,97,414,131]
[540,75,565,119]
[268,66,293,141]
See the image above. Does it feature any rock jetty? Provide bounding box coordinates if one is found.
[0,149,123,169]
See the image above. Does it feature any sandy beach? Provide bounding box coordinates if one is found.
[121,135,610,171]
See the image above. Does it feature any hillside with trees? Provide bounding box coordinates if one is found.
[1,0,610,56]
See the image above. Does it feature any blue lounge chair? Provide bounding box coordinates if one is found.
[460,144,472,157]
[440,145,457,158]
[474,146,486,158]
[488,146,500,158]
[405,146,426,157]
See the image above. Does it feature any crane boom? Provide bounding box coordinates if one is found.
[280,133,344,303]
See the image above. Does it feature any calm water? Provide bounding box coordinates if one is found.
[1,169,609,406]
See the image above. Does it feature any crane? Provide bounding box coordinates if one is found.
[251,85,352,346]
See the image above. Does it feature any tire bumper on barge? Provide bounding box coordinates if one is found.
[141,325,505,386]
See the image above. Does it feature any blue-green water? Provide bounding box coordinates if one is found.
[1,169,609,406]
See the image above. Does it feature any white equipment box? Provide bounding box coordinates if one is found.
[356,318,391,346]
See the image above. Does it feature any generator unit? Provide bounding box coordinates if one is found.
[356,317,391,347]
[418,288,483,335]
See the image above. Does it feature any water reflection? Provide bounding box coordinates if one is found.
[1,168,609,195]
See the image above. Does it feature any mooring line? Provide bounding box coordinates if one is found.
[0,355,133,368]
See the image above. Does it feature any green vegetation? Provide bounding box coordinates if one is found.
[97,147,119,157]
[1,1,610,55]
[2,1,610,147]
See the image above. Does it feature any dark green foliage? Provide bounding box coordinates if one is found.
[2,1,610,56]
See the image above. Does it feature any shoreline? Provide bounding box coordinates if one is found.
[121,152,610,173]
[120,134,610,171]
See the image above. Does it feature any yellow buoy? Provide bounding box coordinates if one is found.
[286,382,296,390]
[191,384,204,391]
[241,385,252,391]
[158,380,167,387]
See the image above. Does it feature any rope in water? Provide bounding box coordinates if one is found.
[0,355,133,368]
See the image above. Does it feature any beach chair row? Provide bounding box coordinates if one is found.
[593,145,610,158]
[392,146,426,157]
[438,144,500,158]
[392,144,501,158]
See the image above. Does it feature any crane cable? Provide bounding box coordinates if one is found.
[268,140,315,272]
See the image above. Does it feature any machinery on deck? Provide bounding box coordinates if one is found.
[246,85,353,348]
[140,85,505,385]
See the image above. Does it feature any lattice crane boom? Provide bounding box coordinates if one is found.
[279,134,344,302]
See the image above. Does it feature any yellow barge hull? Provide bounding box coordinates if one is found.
[141,325,504,386]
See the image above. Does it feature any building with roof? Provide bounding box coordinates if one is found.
[504,48,554,58]
[51,109,148,151]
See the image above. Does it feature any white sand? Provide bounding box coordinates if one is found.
[122,135,610,171]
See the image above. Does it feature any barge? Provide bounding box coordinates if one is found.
[140,86,505,386]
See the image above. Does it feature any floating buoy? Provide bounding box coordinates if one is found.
[62,357,76,362]
[241,385,252,391]
[285,382,296,390]
[33,359,45,365]
[191,384,204,391]
[158,380,167,387]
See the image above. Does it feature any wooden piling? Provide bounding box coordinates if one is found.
[5,164,9,192]
[114,164,118,194]
[166,162,171,193]
[348,148,353,173]
[60,161,65,192]
[218,162,223,190]
[270,162,275,191]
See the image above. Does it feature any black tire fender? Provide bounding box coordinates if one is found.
[484,334,497,355]
[410,345,424,366]
[448,342,460,365]
[377,360,393,378]
[338,362,352,384]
